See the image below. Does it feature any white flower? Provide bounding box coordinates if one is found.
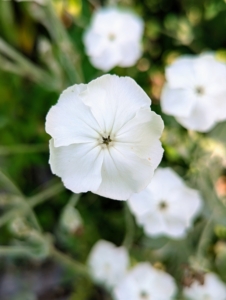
[83,7,144,71]
[60,206,83,233]
[87,240,129,289]
[113,262,177,300]
[183,272,226,300]
[45,74,164,201]
[128,168,202,238]
[161,53,226,132]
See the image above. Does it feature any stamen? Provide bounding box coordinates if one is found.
[158,201,168,211]
[102,135,112,145]
[140,291,148,299]
[195,86,204,95]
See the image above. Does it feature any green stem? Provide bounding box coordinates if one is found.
[0,144,47,155]
[122,202,134,249]
[196,214,214,261]
[50,245,89,278]
[0,38,59,90]
[45,1,84,84]
[0,169,23,196]
[0,246,29,256]
[0,182,64,228]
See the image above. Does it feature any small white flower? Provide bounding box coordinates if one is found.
[161,53,226,132]
[60,206,83,233]
[183,272,226,300]
[83,7,144,71]
[45,74,164,201]
[87,240,129,289]
[128,168,202,238]
[113,262,177,300]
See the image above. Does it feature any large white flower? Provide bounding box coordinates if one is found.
[161,54,226,132]
[83,7,144,71]
[183,272,226,300]
[87,240,129,289]
[128,168,202,238]
[113,262,177,300]
[45,74,164,201]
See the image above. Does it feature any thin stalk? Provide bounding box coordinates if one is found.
[196,214,214,261]
[0,144,47,155]
[0,246,29,256]
[50,245,89,278]
[45,1,84,84]
[122,202,135,249]
[29,182,64,207]
[0,38,58,90]
[0,182,64,228]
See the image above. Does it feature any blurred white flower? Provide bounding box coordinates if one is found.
[113,262,177,300]
[161,54,226,132]
[46,74,164,201]
[183,272,226,300]
[128,168,202,238]
[87,240,129,289]
[83,7,144,71]
[60,206,83,233]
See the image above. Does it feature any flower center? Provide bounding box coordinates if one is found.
[102,135,112,145]
[195,86,205,96]
[158,200,168,211]
[140,291,149,299]
[108,33,116,41]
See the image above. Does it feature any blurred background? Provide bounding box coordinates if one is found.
[1,0,226,299]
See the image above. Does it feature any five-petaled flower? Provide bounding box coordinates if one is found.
[45,74,164,200]
[83,7,144,71]
[183,272,226,300]
[113,262,177,300]
[128,168,202,238]
[161,53,226,132]
[87,240,129,290]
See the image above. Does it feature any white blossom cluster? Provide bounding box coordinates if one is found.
[87,240,177,300]
[87,240,226,299]
[44,6,226,299]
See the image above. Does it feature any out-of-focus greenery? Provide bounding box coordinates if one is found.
[1,0,226,299]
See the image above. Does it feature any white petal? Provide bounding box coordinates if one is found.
[89,45,121,71]
[213,90,226,121]
[161,85,196,118]
[94,145,154,200]
[151,269,177,299]
[163,216,187,238]
[49,140,103,193]
[119,42,142,67]
[166,56,196,89]
[140,213,167,236]
[83,30,106,56]
[167,187,202,223]
[149,168,184,199]
[128,188,155,216]
[176,99,217,132]
[116,109,164,160]
[46,84,101,147]
[82,74,151,135]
